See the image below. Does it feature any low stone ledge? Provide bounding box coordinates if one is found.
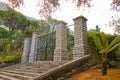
[31,55,93,80]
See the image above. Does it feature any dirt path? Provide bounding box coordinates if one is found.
[66,68,120,80]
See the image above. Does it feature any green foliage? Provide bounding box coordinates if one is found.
[100,32,109,48]
[89,32,104,50]
[0,27,9,38]
[68,50,73,58]
[38,20,51,35]
[0,51,22,64]
[23,28,35,37]
[0,39,9,53]
[47,17,58,31]
[106,34,117,44]
[29,20,40,29]
[0,10,29,41]
[67,28,74,57]
[115,49,120,60]
[99,36,120,54]
[12,30,23,39]
[3,56,15,63]
[0,10,29,31]
[88,32,119,62]
[106,36,120,53]
[88,32,101,60]
[5,43,11,56]
[0,57,4,64]
[3,55,20,63]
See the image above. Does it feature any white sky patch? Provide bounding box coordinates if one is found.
[51,0,119,34]
[0,0,120,34]
[15,0,40,19]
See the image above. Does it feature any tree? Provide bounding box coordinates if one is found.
[114,25,120,34]
[109,17,120,34]
[0,10,29,39]
[29,20,40,29]
[111,0,120,11]
[0,27,9,38]
[37,20,51,35]
[6,0,120,19]
[25,17,58,36]
[47,17,58,31]
[89,32,120,75]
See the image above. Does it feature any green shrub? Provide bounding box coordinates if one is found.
[0,57,4,64]
[68,50,73,58]
[3,55,20,64]
[3,56,14,63]
[5,44,11,56]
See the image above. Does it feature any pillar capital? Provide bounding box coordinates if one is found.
[73,15,87,21]
[56,21,67,28]
[57,21,67,25]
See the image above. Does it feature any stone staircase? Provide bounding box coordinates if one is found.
[0,55,91,80]
[0,61,67,80]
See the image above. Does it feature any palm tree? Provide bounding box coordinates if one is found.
[90,32,120,75]
[99,35,120,75]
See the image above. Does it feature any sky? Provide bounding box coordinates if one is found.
[1,0,120,34]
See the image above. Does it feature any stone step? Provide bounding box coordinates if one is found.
[1,70,39,77]
[0,74,20,80]
[0,71,32,80]
[7,69,43,74]
[0,61,68,80]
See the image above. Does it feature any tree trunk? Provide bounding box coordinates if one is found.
[101,60,107,75]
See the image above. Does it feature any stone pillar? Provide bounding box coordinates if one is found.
[54,21,68,61]
[36,34,41,61]
[21,38,31,63]
[29,32,38,62]
[73,16,88,59]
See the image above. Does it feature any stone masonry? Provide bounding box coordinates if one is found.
[22,15,88,63]
[54,21,68,61]
[21,38,31,63]
[29,32,39,62]
[73,16,88,59]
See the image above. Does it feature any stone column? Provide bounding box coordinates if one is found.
[21,38,31,63]
[73,16,88,59]
[36,34,41,61]
[29,32,38,62]
[54,21,68,61]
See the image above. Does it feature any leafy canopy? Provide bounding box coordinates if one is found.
[0,10,29,31]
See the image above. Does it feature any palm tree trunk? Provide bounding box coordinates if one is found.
[101,60,107,75]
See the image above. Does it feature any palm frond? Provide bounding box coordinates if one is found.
[100,32,109,48]
[106,36,120,52]
[107,42,120,54]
